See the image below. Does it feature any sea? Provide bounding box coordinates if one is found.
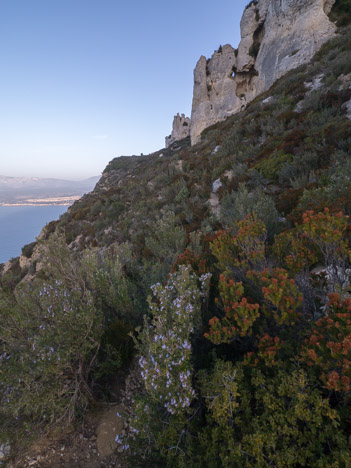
[0,205,67,264]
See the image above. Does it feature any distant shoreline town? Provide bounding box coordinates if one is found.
[0,175,100,207]
[0,196,81,207]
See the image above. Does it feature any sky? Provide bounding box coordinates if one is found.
[0,0,249,180]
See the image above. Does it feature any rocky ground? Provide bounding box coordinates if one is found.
[18,407,126,468]
[11,360,142,468]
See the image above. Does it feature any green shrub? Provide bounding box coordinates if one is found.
[194,362,349,468]
[21,241,37,259]
[145,210,186,274]
[277,150,320,185]
[220,184,279,238]
[253,150,292,181]
[175,179,190,203]
[329,0,351,26]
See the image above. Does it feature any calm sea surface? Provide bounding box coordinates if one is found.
[0,206,67,263]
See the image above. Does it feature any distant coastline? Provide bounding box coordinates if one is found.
[0,174,99,207]
[0,196,81,207]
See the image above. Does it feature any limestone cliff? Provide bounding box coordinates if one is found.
[190,0,337,144]
[165,113,191,148]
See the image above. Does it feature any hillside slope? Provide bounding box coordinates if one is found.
[1,6,351,468]
[37,22,351,269]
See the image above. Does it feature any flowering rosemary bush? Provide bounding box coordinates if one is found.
[0,275,103,451]
[0,236,137,456]
[124,265,211,460]
[138,266,210,414]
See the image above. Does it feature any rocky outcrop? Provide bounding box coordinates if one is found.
[165,113,191,148]
[190,45,240,147]
[190,0,337,144]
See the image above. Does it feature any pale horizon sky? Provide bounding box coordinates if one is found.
[0,0,248,180]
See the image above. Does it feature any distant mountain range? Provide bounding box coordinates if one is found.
[0,175,100,205]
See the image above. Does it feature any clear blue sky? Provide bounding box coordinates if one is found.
[0,0,248,180]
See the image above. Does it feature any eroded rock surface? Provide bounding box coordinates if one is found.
[190,45,239,145]
[190,0,336,144]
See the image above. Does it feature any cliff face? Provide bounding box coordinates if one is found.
[190,45,239,148]
[190,0,337,144]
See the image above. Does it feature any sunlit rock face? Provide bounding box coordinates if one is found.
[190,0,336,145]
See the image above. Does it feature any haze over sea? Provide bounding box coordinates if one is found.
[0,206,67,263]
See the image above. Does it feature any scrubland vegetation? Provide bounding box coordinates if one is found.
[1,5,351,466]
